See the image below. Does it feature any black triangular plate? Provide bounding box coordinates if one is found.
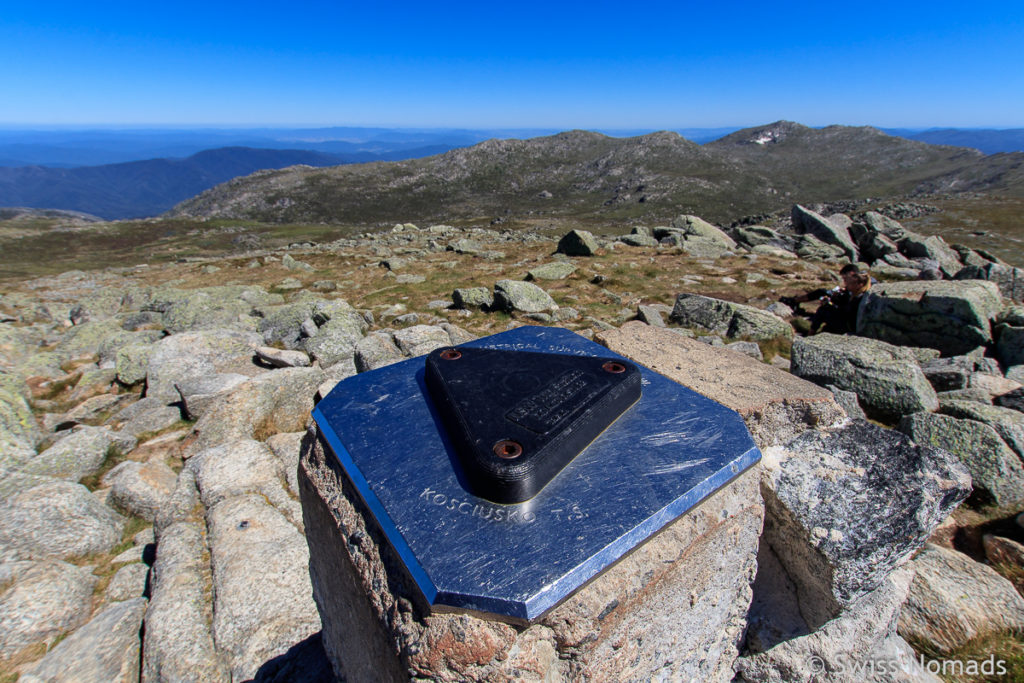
[425,346,641,503]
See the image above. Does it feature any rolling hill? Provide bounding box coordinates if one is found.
[170,122,1024,226]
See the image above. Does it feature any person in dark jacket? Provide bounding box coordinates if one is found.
[782,264,873,335]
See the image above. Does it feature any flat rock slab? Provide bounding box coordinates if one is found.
[21,425,136,481]
[24,597,147,683]
[143,521,227,683]
[207,494,321,682]
[526,262,577,281]
[0,480,125,561]
[859,280,1002,355]
[186,366,324,455]
[596,321,844,447]
[0,560,97,659]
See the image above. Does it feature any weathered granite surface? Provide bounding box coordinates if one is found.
[596,322,844,448]
[790,333,938,421]
[759,421,971,628]
[858,280,1001,355]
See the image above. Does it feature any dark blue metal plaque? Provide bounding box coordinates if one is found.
[312,326,760,621]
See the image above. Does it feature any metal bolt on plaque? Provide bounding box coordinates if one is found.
[312,326,760,621]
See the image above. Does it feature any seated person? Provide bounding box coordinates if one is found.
[781,264,872,335]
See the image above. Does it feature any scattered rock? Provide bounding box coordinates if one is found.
[760,420,970,627]
[938,399,1024,460]
[983,533,1024,569]
[143,521,228,682]
[493,279,558,313]
[21,426,135,481]
[145,329,260,402]
[898,544,1024,654]
[452,287,494,310]
[859,280,1002,355]
[792,204,858,260]
[898,411,1024,505]
[104,460,178,521]
[256,346,312,368]
[354,332,405,372]
[556,229,600,256]
[116,399,183,439]
[392,324,452,358]
[105,562,150,602]
[790,333,938,420]
[725,341,763,360]
[671,214,738,249]
[670,293,792,341]
[188,439,293,517]
[207,494,321,681]
[175,373,251,420]
[738,568,928,682]
[636,304,665,327]
[187,366,324,454]
[526,262,577,281]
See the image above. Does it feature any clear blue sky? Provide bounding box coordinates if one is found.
[1,0,1022,129]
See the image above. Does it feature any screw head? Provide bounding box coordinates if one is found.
[493,439,523,459]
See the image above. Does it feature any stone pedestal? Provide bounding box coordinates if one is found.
[299,321,848,681]
[299,429,763,681]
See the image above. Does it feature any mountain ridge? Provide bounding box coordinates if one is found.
[171,122,1022,226]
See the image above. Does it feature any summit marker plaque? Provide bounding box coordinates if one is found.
[312,326,760,621]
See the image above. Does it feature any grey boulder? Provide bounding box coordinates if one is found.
[760,420,970,627]
[452,287,493,310]
[104,460,178,521]
[938,399,1024,460]
[186,366,324,454]
[526,262,577,281]
[858,280,1002,355]
[790,333,938,420]
[493,280,558,313]
[556,229,599,256]
[671,214,738,249]
[145,329,260,402]
[207,494,321,682]
[670,294,792,341]
[21,426,136,481]
[791,205,858,260]
[143,521,228,683]
[0,480,125,561]
[0,560,97,659]
[898,411,1024,506]
[24,596,147,683]
[898,544,1024,654]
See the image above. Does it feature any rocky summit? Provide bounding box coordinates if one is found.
[1,202,1024,681]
